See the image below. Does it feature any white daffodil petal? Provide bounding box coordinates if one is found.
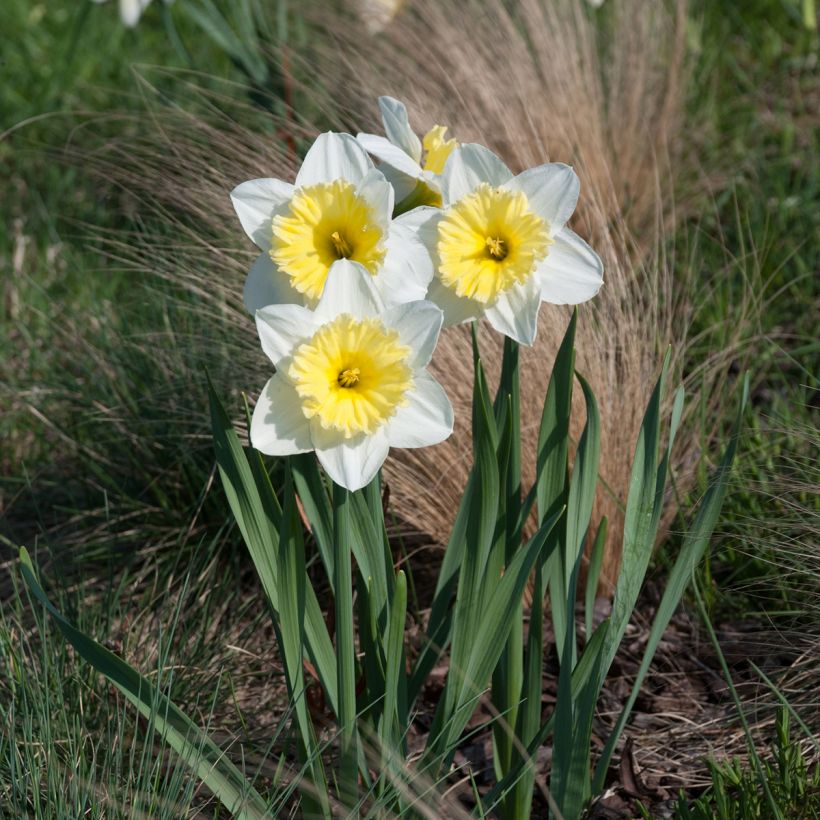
[379,301,443,369]
[377,216,435,306]
[537,227,604,305]
[244,252,302,314]
[484,275,542,346]
[356,168,395,234]
[251,375,313,456]
[314,259,384,321]
[441,143,513,205]
[230,178,295,250]
[295,132,373,188]
[505,163,580,236]
[356,133,425,179]
[255,304,318,368]
[378,164,419,203]
[387,372,454,448]
[312,424,390,492]
[378,96,423,162]
[427,278,483,326]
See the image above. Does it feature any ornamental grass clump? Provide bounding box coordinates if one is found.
[21,103,747,818]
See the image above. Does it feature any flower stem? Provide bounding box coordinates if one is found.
[491,338,524,811]
[333,482,358,811]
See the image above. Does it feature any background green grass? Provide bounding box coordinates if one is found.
[1,0,817,815]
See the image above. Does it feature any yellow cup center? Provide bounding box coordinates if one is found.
[436,183,552,304]
[288,315,413,438]
[271,180,386,303]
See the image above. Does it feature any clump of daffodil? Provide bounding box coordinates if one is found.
[413,143,604,345]
[231,132,433,314]
[251,261,453,491]
[356,96,458,209]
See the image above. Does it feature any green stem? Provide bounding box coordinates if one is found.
[333,483,358,811]
[492,338,524,816]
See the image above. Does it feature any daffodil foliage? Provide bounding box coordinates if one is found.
[20,98,748,820]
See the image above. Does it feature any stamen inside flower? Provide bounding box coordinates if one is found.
[330,230,353,259]
[437,183,552,304]
[337,367,360,388]
[422,125,458,174]
[288,315,413,438]
[271,180,386,303]
[485,236,507,260]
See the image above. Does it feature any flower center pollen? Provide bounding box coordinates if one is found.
[485,236,508,260]
[337,367,361,388]
[330,230,353,259]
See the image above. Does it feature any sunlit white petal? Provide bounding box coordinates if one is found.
[355,132,424,179]
[255,304,318,369]
[251,375,313,456]
[244,253,302,313]
[378,96,423,162]
[505,163,580,236]
[426,278,483,326]
[355,168,395,234]
[379,301,443,368]
[295,132,373,188]
[230,178,295,250]
[386,372,453,448]
[312,424,390,491]
[484,275,542,346]
[441,143,513,205]
[537,228,604,304]
[313,259,384,322]
[377,213,435,306]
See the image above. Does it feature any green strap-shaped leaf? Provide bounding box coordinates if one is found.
[291,454,334,586]
[276,469,329,815]
[19,548,270,820]
[482,620,610,813]
[208,381,338,714]
[602,351,674,672]
[379,570,408,765]
[426,505,564,769]
[591,375,748,791]
[584,516,608,642]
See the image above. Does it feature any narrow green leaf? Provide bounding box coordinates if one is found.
[443,352,500,726]
[592,375,748,791]
[276,470,329,815]
[208,381,337,714]
[482,620,610,813]
[291,454,334,585]
[560,372,601,666]
[536,309,576,524]
[380,570,408,759]
[19,548,270,819]
[429,506,564,768]
[584,516,608,643]
[333,483,358,809]
[602,351,672,672]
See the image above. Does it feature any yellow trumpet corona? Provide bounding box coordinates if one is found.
[271,180,386,302]
[288,314,413,438]
[437,183,552,304]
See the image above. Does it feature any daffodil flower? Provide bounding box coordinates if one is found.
[231,132,434,314]
[250,260,453,491]
[414,143,604,346]
[356,96,458,208]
